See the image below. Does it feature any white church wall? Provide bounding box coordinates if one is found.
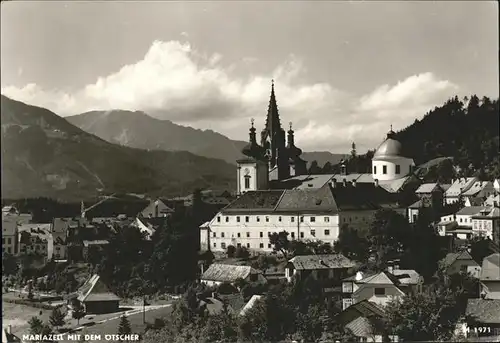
[372,158,414,181]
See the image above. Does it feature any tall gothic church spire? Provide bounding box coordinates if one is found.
[261,79,282,145]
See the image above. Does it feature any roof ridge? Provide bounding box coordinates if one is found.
[273,189,288,210]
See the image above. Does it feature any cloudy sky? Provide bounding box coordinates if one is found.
[1,1,498,153]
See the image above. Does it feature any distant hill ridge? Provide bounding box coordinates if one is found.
[1,95,236,201]
[66,110,346,166]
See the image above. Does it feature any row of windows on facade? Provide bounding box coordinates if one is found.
[217,215,331,223]
[373,164,407,175]
[216,215,368,224]
[212,229,332,239]
[2,237,13,244]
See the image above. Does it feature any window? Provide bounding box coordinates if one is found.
[221,242,226,249]
[291,232,295,239]
[300,232,304,238]
[268,243,271,248]
[324,229,330,236]
[310,216,316,222]
[7,238,11,244]
[373,166,377,174]
[260,232,263,238]
[237,233,241,238]
[246,232,250,238]
[460,265,468,273]
[311,229,316,236]
[245,216,249,222]
[244,175,251,189]
[265,216,269,222]
[225,217,229,222]
[342,282,353,293]
[237,243,241,248]
[278,216,282,222]
[259,243,264,248]
[221,232,225,238]
[300,216,304,223]
[217,216,221,222]
[374,288,386,296]
[257,216,260,222]
[395,164,401,174]
[383,165,387,174]
[237,216,241,222]
[324,217,329,222]
[291,217,295,223]
[7,247,11,253]
[342,298,353,310]
[246,243,250,248]
[2,238,4,244]
[213,232,216,237]
[213,242,217,247]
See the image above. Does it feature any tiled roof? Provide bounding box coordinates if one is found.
[357,271,401,285]
[201,264,259,282]
[329,183,399,211]
[391,269,422,285]
[288,254,355,270]
[480,253,500,281]
[466,197,484,206]
[276,186,338,213]
[77,274,120,302]
[2,328,21,343]
[441,250,476,268]
[462,181,493,196]
[484,194,500,207]
[378,176,411,193]
[415,183,439,193]
[409,199,423,209]
[340,300,386,337]
[52,217,89,233]
[466,299,500,324]
[472,207,500,219]
[293,174,336,189]
[446,177,477,197]
[456,206,486,216]
[222,191,284,212]
[219,293,246,313]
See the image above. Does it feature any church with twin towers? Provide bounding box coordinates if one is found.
[200,80,417,252]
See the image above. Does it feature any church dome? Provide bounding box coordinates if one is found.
[373,128,404,159]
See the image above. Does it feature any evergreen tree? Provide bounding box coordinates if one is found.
[72,302,86,325]
[118,315,132,337]
[29,316,44,335]
[49,307,65,331]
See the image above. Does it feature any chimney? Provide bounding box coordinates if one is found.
[387,265,394,273]
[355,271,363,281]
[343,178,347,187]
[351,180,357,187]
[374,179,379,187]
[212,292,218,299]
[331,178,337,188]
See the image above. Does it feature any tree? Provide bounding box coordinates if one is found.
[2,252,18,275]
[234,246,250,259]
[72,302,86,325]
[49,307,65,331]
[334,224,370,261]
[268,231,290,257]
[308,160,322,174]
[226,245,236,258]
[29,316,44,335]
[118,315,132,336]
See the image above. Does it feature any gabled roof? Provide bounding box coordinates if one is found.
[483,194,500,207]
[2,328,21,343]
[76,274,120,302]
[445,177,477,197]
[441,250,476,268]
[456,206,486,216]
[288,254,355,270]
[415,182,440,194]
[466,197,484,207]
[409,199,423,209]
[462,181,493,196]
[276,186,338,213]
[239,295,263,316]
[219,293,246,313]
[472,207,500,219]
[201,264,260,282]
[391,269,422,285]
[466,299,500,324]
[222,190,284,212]
[480,253,500,282]
[339,300,387,337]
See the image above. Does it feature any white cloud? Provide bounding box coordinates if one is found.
[1,40,459,153]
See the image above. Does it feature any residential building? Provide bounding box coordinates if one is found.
[200,264,266,287]
[389,268,424,295]
[337,300,399,342]
[437,206,489,239]
[472,207,500,240]
[464,196,485,207]
[134,216,168,239]
[18,224,51,260]
[484,194,500,208]
[201,182,402,252]
[415,182,446,202]
[239,295,263,316]
[480,253,500,299]
[284,254,355,283]
[2,216,18,255]
[462,181,496,199]
[67,274,120,314]
[465,299,500,338]
[341,270,421,309]
[439,250,481,278]
[140,198,174,218]
[445,177,477,204]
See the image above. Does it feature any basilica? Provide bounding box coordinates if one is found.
[200,81,418,252]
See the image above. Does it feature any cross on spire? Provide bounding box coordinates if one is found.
[251,118,254,128]
[289,122,293,131]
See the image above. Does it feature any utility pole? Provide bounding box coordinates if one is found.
[142,295,146,324]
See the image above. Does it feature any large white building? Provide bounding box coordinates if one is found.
[200,82,415,253]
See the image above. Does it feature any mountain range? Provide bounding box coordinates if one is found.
[66,110,345,167]
[0,95,236,201]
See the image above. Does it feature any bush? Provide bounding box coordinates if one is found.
[234,247,250,259]
[226,245,236,258]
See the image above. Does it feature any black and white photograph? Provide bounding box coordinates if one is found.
[1,1,499,342]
